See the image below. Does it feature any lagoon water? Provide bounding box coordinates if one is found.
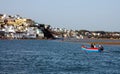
[0,40,120,74]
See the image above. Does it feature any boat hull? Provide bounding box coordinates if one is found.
[81,47,100,52]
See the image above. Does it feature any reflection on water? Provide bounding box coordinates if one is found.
[0,40,120,74]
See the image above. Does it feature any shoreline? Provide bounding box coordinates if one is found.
[63,38,120,45]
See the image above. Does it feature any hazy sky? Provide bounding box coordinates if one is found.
[0,0,120,31]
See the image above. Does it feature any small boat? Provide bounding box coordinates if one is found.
[81,47,101,52]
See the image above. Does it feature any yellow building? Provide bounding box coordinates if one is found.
[15,18,28,26]
[5,18,15,25]
[6,18,34,26]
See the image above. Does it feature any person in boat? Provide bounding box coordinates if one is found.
[91,43,94,48]
[91,43,97,48]
[93,43,96,48]
[98,45,104,51]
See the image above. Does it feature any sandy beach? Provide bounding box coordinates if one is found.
[63,38,120,45]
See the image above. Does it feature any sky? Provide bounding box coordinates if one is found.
[0,0,120,31]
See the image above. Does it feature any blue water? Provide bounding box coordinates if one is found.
[0,40,120,74]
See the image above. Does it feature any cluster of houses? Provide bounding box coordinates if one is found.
[50,28,120,39]
[0,13,120,40]
[78,30,120,39]
[0,14,44,39]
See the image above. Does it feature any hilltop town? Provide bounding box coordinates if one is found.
[0,14,120,40]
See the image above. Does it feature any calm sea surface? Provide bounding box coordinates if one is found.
[0,40,120,74]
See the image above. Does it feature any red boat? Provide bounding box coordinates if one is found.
[81,46,103,52]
